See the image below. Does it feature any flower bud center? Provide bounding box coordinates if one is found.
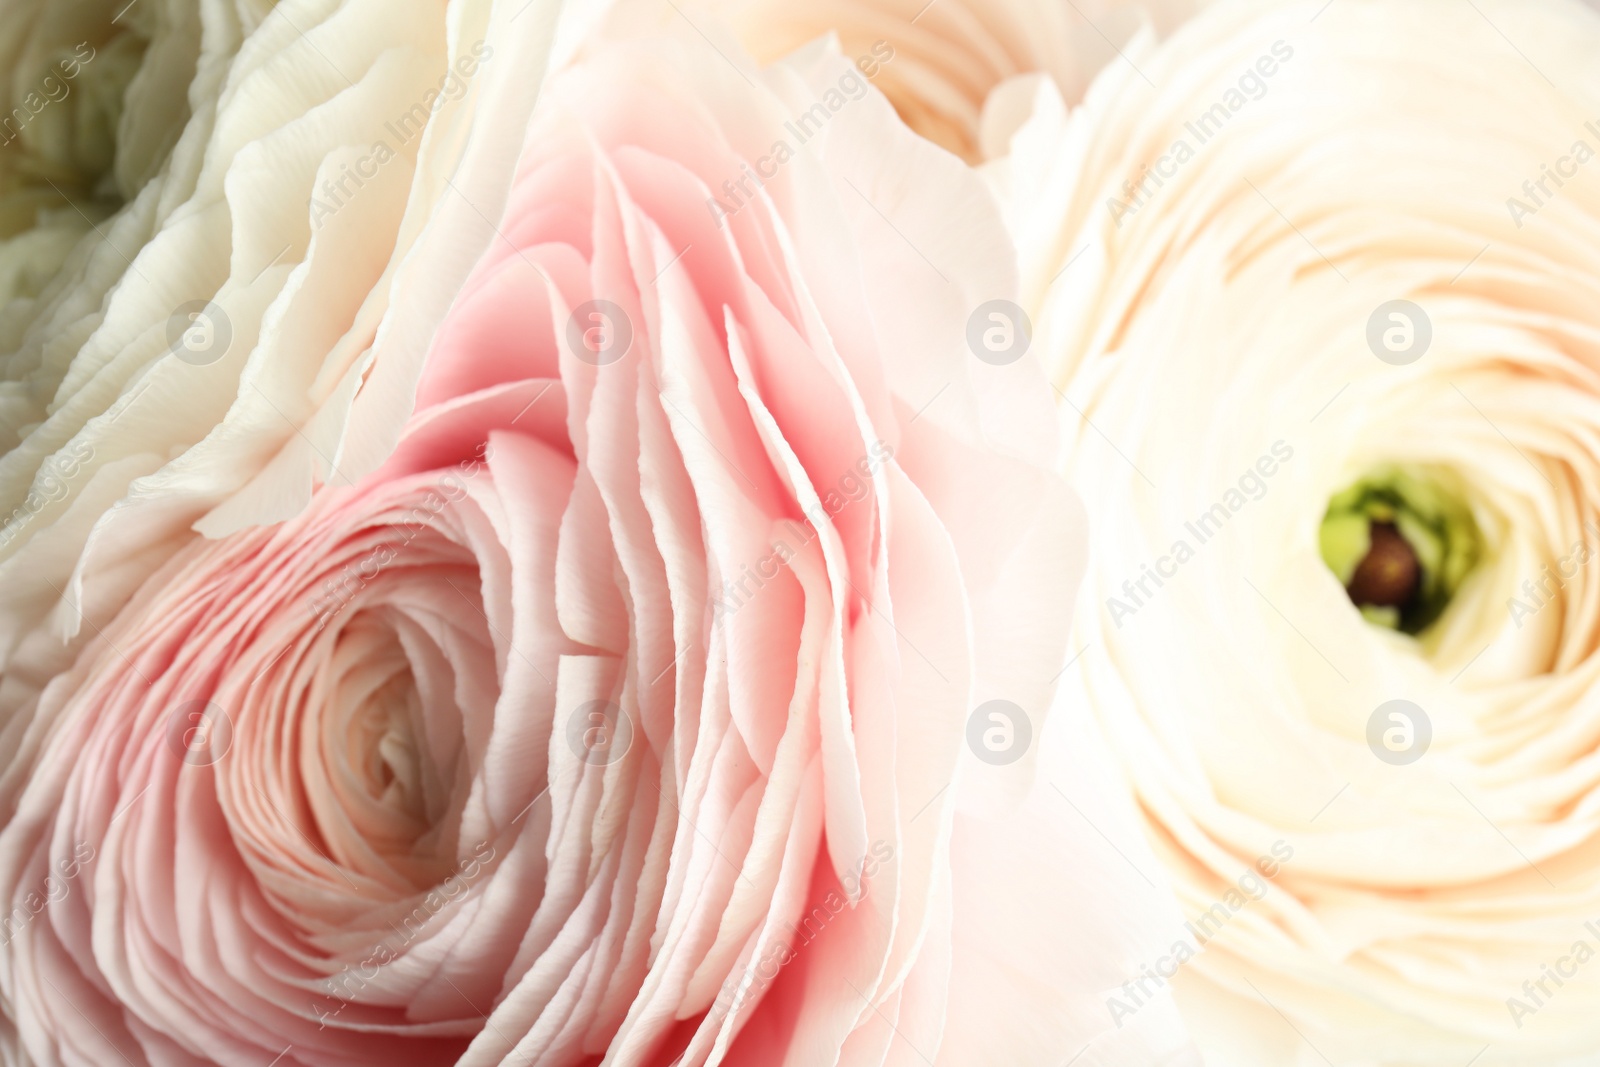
[1346,521,1420,609]
[1319,467,1480,634]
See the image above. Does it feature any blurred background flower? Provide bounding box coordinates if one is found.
[600,0,1205,161]
[991,0,1600,1061]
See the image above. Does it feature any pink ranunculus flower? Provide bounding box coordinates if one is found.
[0,29,1172,1067]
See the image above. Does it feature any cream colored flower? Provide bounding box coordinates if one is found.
[598,0,1205,162]
[993,0,1600,1062]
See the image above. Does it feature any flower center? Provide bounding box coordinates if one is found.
[358,668,429,826]
[1319,467,1481,634]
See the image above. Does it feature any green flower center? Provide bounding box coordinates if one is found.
[1319,467,1481,634]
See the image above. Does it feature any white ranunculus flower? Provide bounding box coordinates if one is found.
[0,0,564,812]
[992,0,1600,1062]
[599,0,1206,162]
